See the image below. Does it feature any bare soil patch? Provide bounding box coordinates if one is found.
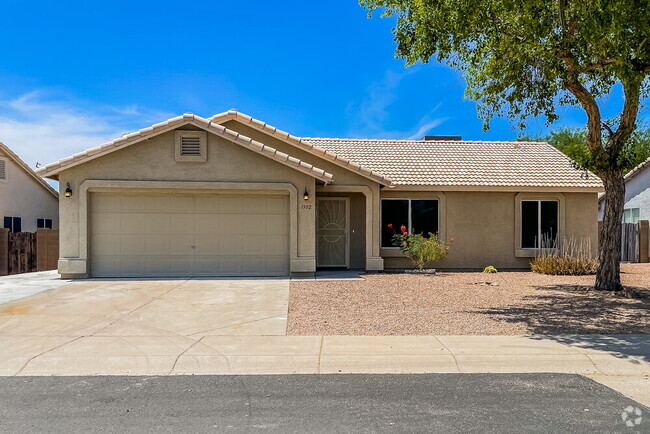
[287,264,650,335]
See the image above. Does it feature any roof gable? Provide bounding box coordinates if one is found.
[36,114,334,184]
[210,110,393,186]
[0,142,58,199]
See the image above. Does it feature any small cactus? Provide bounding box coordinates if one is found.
[483,266,498,274]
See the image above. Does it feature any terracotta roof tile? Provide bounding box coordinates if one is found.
[305,138,603,188]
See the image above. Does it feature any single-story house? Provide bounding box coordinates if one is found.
[36,110,603,278]
[598,156,650,224]
[1,142,59,233]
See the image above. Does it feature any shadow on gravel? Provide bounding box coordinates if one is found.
[473,286,650,361]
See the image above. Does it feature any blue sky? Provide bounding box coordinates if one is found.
[0,0,646,169]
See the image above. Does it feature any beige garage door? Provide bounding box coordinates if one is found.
[90,192,290,277]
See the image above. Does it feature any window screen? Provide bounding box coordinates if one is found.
[521,200,558,248]
[411,200,439,236]
[521,201,539,248]
[381,200,408,247]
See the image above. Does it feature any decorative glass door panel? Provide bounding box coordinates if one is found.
[317,198,349,267]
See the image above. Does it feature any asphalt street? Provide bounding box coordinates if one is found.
[0,374,647,433]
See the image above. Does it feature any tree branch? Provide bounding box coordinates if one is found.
[609,77,643,155]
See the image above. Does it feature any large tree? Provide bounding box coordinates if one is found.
[361,0,650,291]
[530,125,650,175]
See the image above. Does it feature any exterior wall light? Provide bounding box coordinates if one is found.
[303,188,309,201]
[65,182,73,198]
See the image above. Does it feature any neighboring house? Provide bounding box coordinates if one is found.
[598,157,650,223]
[0,142,59,233]
[36,110,603,278]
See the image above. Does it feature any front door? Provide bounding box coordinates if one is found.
[316,198,349,267]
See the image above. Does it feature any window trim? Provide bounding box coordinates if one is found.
[623,208,640,224]
[4,216,22,233]
[520,200,559,249]
[175,130,207,162]
[37,218,53,229]
[514,193,565,258]
[380,197,441,249]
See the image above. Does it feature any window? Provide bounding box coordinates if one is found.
[381,199,439,247]
[37,218,53,229]
[623,208,640,224]
[3,216,22,233]
[175,130,207,162]
[521,200,558,248]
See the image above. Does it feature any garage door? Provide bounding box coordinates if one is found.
[89,192,290,277]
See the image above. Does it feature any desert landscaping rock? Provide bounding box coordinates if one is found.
[288,263,650,336]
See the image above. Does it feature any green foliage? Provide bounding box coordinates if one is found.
[389,226,452,270]
[483,266,498,274]
[525,125,650,174]
[360,0,649,169]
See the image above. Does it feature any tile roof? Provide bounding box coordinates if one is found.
[36,114,334,184]
[305,138,603,189]
[210,110,392,186]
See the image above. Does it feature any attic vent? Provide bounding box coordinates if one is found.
[175,131,207,162]
[0,160,5,180]
[180,136,202,156]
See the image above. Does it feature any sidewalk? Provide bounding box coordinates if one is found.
[2,334,649,406]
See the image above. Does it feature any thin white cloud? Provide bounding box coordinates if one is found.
[347,69,449,140]
[0,90,172,170]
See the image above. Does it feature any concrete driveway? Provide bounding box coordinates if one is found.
[0,277,290,375]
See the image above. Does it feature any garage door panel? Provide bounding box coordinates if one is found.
[120,234,146,254]
[91,235,119,256]
[120,195,146,211]
[119,214,146,233]
[145,195,171,211]
[146,214,171,233]
[90,192,289,277]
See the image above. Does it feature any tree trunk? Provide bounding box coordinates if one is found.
[595,170,625,291]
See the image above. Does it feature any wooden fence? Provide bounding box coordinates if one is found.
[0,228,59,275]
[621,223,640,262]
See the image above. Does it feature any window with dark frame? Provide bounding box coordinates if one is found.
[381,199,439,247]
[37,218,53,229]
[3,216,22,233]
[521,200,559,249]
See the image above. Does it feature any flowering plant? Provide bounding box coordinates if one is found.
[387,224,454,270]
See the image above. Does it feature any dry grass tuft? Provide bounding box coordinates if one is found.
[531,237,597,275]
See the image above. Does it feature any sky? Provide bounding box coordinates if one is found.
[0,0,646,171]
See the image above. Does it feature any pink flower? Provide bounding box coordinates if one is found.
[450,237,456,243]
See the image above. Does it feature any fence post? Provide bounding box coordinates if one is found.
[0,228,8,276]
[640,220,649,263]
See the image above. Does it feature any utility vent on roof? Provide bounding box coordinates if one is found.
[422,135,463,141]
[0,159,5,180]
[175,131,207,162]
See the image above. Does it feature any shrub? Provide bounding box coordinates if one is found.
[387,224,454,270]
[531,237,597,275]
[483,266,498,273]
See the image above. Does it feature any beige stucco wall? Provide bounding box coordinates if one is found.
[381,190,598,270]
[0,151,59,232]
[54,117,599,276]
[57,124,319,277]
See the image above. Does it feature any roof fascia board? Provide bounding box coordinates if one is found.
[36,114,334,184]
[210,110,393,186]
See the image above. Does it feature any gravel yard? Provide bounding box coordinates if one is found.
[287,263,650,336]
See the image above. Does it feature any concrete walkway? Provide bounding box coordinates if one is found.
[0,278,647,406]
[0,271,71,304]
[1,333,648,405]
